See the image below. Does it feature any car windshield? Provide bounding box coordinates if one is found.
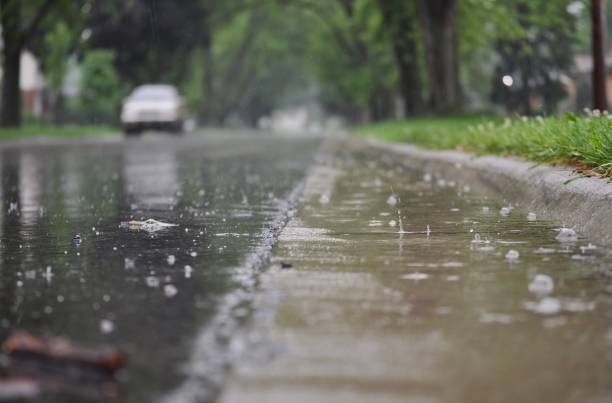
[130,86,176,101]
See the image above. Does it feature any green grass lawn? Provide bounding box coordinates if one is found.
[0,124,117,140]
[355,112,612,178]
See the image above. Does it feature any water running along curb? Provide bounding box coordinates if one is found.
[159,180,307,403]
[364,137,612,247]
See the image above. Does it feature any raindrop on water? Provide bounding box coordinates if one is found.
[402,272,429,281]
[524,297,561,315]
[100,319,114,334]
[146,276,160,288]
[528,274,554,296]
[556,227,577,242]
[164,284,178,298]
[580,243,597,253]
[124,258,135,269]
[505,250,520,261]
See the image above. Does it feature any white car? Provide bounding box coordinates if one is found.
[120,85,185,135]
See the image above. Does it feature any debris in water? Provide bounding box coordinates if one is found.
[3,331,127,373]
[481,206,490,213]
[388,220,397,228]
[499,206,511,216]
[505,249,520,261]
[527,212,537,221]
[184,265,193,278]
[167,255,176,265]
[555,227,577,242]
[0,379,39,400]
[528,274,554,296]
[386,194,398,206]
[164,284,178,298]
[120,219,178,233]
[72,234,82,245]
[280,260,293,269]
[426,225,431,237]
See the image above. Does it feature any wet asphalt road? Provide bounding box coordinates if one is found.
[0,133,322,402]
[2,133,612,403]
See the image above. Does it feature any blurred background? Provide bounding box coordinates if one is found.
[0,0,608,132]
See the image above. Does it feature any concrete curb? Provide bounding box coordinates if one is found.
[364,137,612,247]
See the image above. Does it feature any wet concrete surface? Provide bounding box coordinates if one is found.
[0,133,322,402]
[219,139,612,403]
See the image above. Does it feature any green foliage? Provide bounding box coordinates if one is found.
[301,0,397,121]
[356,112,612,177]
[182,48,205,116]
[44,22,72,92]
[489,0,582,114]
[0,124,115,140]
[77,50,122,124]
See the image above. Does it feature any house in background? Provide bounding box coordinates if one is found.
[19,50,47,118]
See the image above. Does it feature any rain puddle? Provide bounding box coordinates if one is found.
[259,139,612,403]
[0,135,321,402]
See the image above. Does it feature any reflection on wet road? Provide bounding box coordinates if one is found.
[3,134,612,403]
[0,134,321,402]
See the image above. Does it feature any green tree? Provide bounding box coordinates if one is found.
[377,0,423,116]
[77,50,121,124]
[0,0,55,127]
[490,0,580,115]
[43,22,72,123]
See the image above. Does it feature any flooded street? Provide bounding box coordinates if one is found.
[220,139,612,403]
[0,134,321,402]
[0,135,611,403]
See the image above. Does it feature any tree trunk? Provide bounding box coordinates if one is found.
[1,0,23,127]
[378,0,423,117]
[418,0,461,113]
[394,36,423,117]
[592,0,608,111]
[52,92,66,125]
[201,29,213,122]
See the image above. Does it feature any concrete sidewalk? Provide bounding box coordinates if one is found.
[219,146,443,403]
[217,139,612,403]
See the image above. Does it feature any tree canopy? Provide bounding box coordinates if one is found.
[0,0,600,127]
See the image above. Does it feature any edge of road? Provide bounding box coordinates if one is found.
[361,137,612,247]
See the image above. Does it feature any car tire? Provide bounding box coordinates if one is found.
[171,120,184,135]
[123,126,142,136]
